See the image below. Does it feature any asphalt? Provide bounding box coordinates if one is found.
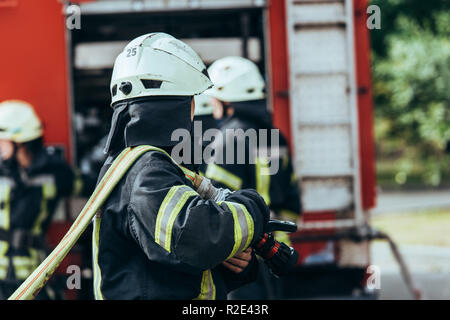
[372,189,450,215]
[371,242,450,300]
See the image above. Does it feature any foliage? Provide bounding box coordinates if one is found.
[370,1,450,186]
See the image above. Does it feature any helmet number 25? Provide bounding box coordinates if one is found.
[126,47,137,58]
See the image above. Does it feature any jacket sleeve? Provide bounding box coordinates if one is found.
[127,152,270,273]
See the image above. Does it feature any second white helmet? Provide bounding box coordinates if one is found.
[194,94,214,116]
[0,100,43,143]
[110,33,213,105]
[206,56,265,103]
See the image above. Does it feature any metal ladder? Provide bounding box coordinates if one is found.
[286,0,364,231]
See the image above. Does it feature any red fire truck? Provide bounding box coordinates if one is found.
[0,0,376,299]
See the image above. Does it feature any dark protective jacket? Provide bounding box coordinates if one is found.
[204,100,301,225]
[93,97,270,300]
[0,146,93,298]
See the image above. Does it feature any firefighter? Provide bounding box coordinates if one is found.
[0,100,94,299]
[93,33,270,300]
[204,56,301,299]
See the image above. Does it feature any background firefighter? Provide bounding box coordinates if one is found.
[204,56,302,299]
[0,100,95,299]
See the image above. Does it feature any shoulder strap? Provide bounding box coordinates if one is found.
[10,145,190,300]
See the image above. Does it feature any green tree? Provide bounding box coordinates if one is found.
[371,2,450,186]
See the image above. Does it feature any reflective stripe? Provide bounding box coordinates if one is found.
[290,172,297,184]
[282,154,289,170]
[222,201,254,260]
[235,203,254,252]
[12,256,34,280]
[12,256,33,266]
[0,183,11,230]
[32,181,57,235]
[255,157,271,206]
[155,185,197,252]
[42,182,56,199]
[274,231,291,247]
[14,268,31,280]
[205,164,242,190]
[12,249,40,281]
[72,170,84,196]
[0,183,11,280]
[92,216,104,300]
[0,241,8,280]
[194,270,216,300]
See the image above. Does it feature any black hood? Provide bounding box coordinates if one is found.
[229,99,272,128]
[104,96,193,154]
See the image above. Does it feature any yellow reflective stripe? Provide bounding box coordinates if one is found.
[14,269,31,280]
[0,184,11,280]
[0,241,8,280]
[73,170,84,196]
[290,172,297,184]
[155,185,197,252]
[194,270,216,300]
[205,164,242,190]
[221,202,242,260]
[12,256,33,266]
[42,182,57,199]
[32,197,49,236]
[221,202,254,260]
[235,203,254,251]
[92,216,104,300]
[164,190,197,252]
[0,184,11,230]
[255,157,271,206]
[274,231,291,247]
[32,181,57,235]
[12,260,32,280]
[12,255,39,280]
[282,155,289,170]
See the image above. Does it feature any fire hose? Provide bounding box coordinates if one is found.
[9,145,298,300]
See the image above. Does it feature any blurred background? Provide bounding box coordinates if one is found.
[0,0,448,300]
[369,0,450,299]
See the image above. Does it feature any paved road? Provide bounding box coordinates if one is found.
[372,189,450,215]
[371,242,450,300]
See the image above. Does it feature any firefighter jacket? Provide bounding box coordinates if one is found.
[93,97,270,300]
[204,99,301,227]
[0,146,93,297]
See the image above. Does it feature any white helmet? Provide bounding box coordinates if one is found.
[206,56,265,102]
[194,93,214,116]
[0,100,43,143]
[110,32,213,105]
